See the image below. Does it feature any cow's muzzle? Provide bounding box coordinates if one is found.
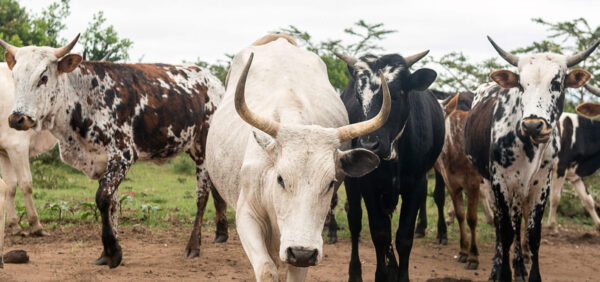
[8,113,36,131]
[520,118,551,144]
[286,247,318,267]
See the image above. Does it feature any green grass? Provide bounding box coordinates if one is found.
[12,153,600,244]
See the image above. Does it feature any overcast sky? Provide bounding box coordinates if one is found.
[19,0,600,67]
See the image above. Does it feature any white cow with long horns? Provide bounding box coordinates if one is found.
[206,34,391,281]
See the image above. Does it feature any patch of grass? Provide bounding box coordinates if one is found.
[13,154,600,245]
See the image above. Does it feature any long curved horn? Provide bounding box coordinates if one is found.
[0,39,19,56]
[337,70,391,142]
[234,53,280,137]
[585,84,600,97]
[567,39,600,67]
[334,52,357,67]
[404,50,429,67]
[487,36,519,67]
[54,34,80,58]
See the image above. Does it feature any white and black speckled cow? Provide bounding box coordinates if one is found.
[0,35,228,268]
[465,36,599,281]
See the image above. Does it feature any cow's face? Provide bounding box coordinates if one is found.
[490,54,590,144]
[345,54,436,160]
[253,126,379,267]
[487,36,598,144]
[2,36,82,131]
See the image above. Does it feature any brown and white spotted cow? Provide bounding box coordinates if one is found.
[434,92,486,270]
[0,35,228,268]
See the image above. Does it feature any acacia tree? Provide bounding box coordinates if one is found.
[79,11,133,62]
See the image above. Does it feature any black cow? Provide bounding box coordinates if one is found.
[336,51,444,281]
[547,112,600,231]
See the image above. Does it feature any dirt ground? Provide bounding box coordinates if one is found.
[0,223,598,282]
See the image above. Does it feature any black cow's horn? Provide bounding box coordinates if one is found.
[234,53,280,138]
[334,52,358,67]
[487,36,519,67]
[585,84,600,97]
[567,39,600,67]
[404,50,429,67]
[337,70,391,142]
[54,34,80,58]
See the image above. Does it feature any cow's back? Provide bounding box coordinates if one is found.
[464,88,498,180]
[206,38,348,208]
[395,90,445,178]
[557,113,600,178]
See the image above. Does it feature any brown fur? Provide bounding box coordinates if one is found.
[435,92,484,270]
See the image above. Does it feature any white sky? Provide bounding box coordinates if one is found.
[19,0,600,67]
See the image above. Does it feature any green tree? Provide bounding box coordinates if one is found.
[0,0,71,61]
[194,54,233,85]
[79,11,133,62]
[277,20,396,90]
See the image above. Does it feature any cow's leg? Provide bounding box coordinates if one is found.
[362,180,398,281]
[94,157,130,268]
[520,200,530,265]
[448,186,468,263]
[325,189,339,244]
[0,155,20,235]
[414,192,427,238]
[0,179,7,268]
[7,148,44,236]
[286,265,308,282]
[512,209,527,281]
[480,181,495,225]
[345,177,364,282]
[547,169,565,232]
[489,182,514,282]
[433,170,447,245]
[527,176,552,282]
[211,186,229,243]
[570,177,600,230]
[396,175,427,282]
[446,199,455,225]
[184,164,211,258]
[465,185,479,270]
[236,205,278,281]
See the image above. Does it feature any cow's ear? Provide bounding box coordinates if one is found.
[58,54,83,74]
[253,131,275,151]
[565,69,591,88]
[576,102,600,118]
[338,148,380,177]
[4,51,16,70]
[408,68,437,91]
[445,93,460,116]
[490,70,519,89]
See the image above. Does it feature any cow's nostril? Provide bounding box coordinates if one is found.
[17,117,24,125]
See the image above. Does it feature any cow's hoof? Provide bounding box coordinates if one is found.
[465,259,478,270]
[93,255,107,265]
[3,250,29,264]
[436,237,448,245]
[326,236,338,245]
[183,248,200,258]
[514,274,527,282]
[213,233,228,243]
[457,253,468,263]
[30,229,49,237]
[414,231,425,238]
[7,225,24,236]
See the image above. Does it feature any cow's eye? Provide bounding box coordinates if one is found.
[551,81,561,92]
[277,175,285,188]
[37,75,48,87]
[328,180,336,191]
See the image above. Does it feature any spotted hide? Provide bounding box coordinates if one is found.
[1,36,228,268]
[547,113,600,231]
[464,37,598,282]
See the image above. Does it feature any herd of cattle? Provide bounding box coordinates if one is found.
[0,32,598,281]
